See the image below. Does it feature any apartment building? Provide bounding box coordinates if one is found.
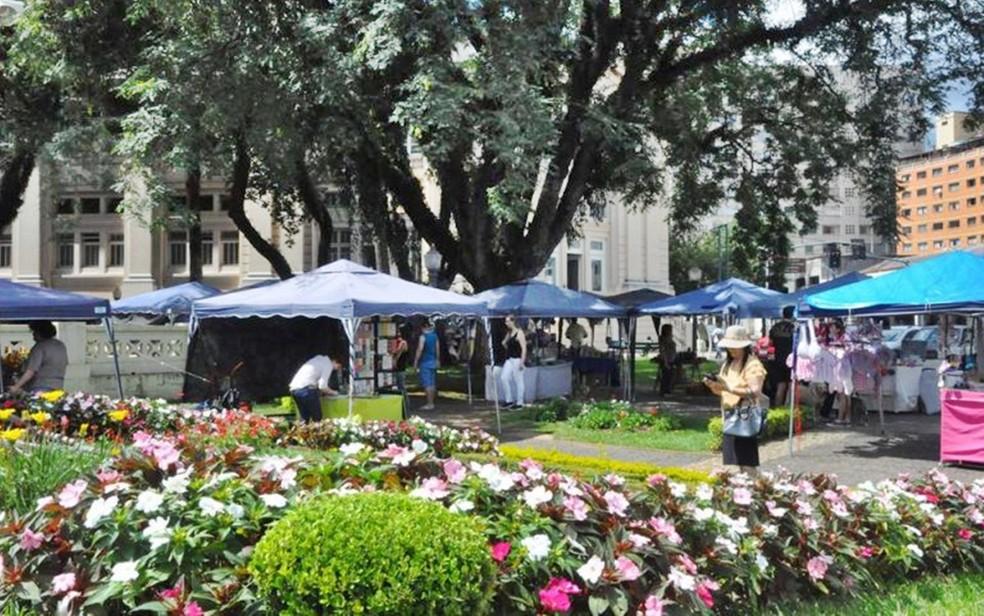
[896,113,984,257]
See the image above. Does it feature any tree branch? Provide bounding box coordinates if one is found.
[0,151,36,233]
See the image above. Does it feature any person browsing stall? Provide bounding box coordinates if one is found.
[703,325,767,474]
[289,353,342,423]
[500,315,528,409]
[414,319,440,411]
[8,321,68,394]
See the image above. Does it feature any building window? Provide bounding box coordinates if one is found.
[932,167,943,176]
[932,222,944,231]
[57,233,74,268]
[219,195,233,211]
[900,209,911,218]
[590,240,605,292]
[0,233,10,268]
[804,245,814,255]
[194,194,215,212]
[969,236,980,246]
[950,202,960,211]
[917,224,928,233]
[949,182,960,192]
[900,173,910,182]
[901,190,911,199]
[900,226,910,235]
[107,196,123,213]
[969,217,978,227]
[969,179,978,188]
[934,204,944,213]
[109,233,124,267]
[169,231,187,267]
[933,240,944,249]
[916,188,927,197]
[80,198,101,215]
[918,242,928,251]
[948,164,960,173]
[845,224,856,235]
[330,229,352,261]
[859,225,871,234]
[221,231,240,266]
[948,220,961,229]
[57,199,75,215]
[81,232,100,268]
[822,225,838,235]
[968,160,976,169]
[970,198,978,207]
[951,239,961,247]
[542,256,557,284]
[916,207,927,216]
[201,231,214,266]
[844,188,856,198]
[902,243,913,252]
[916,171,927,179]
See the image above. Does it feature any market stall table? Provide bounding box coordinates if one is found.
[858,366,925,413]
[484,362,573,404]
[283,394,404,422]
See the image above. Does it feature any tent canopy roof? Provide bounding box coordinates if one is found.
[746,272,868,318]
[112,281,221,321]
[638,278,782,318]
[805,251,984,316]
[603,288,672,312]
[192,259,487,320]
[473,279,625,318]
[0,279,110,321]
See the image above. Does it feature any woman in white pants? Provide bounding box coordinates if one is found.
[500,315,527,409]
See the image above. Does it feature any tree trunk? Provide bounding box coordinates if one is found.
[185,166,204,282]
[385,212,414,281]
[227,137,293,279]
[293,157,334,267]
[0,152,36,233]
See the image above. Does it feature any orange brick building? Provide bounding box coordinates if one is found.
[896,135,984,256]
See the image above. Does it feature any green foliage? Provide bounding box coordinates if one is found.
[569,400,683,433]
[527,397,575,423]
[708,406,814,451]
[496,445,713,486]
[0,437,112,515]
[250,492,495,616]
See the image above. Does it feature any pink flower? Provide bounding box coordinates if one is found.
[958,528,973,541]
[807,554,832,581]
[732,487,753,506]
[96,470,123,484]
[378,444,415,466]
[410,477,449,500]
[614,556,641,582]
[649,517,682,544]
[58,480,88,509]
[490,541,511,563]
[856,546,875,560]
[443,459,467,484]
[519,458,544,480]
[20,528,43,552]
[646,474,667,487]
[52,572,76,594]
[605,473,625,487]
[603,490,630,517]
[676,553,698,576]
[183,602,204,616]
[696,580,719,608]
[539,577,580,613]
[564,496,589,521]
[159,584,183,601]
[642,595,665,616]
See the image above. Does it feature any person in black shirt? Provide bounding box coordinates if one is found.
[768,306,796,406]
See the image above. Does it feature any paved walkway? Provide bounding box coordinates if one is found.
[413,392,984,485]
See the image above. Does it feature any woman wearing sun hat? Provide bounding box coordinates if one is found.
[703,325,768,473]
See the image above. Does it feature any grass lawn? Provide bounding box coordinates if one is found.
[773,572,984,615]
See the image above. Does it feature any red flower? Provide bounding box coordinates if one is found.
[958,528,973,541]
[490,541,511,563]
[696,581,718,609]
[538,578,580,613]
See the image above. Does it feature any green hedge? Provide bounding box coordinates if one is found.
[249,492,495,615]
[708,406,813,450]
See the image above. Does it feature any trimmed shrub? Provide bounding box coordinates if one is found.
[569,400,683,433]
[249,492,496,615]
[497,445,713,485]
[528,397,575,422]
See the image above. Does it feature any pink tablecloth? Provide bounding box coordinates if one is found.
[940,388,984,465]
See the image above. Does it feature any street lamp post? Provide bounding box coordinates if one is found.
[424,247,442,288]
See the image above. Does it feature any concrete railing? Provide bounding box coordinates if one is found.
[1,322,189,399]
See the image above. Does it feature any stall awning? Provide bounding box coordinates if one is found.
[473,280,626,318]
[746,272,868,318]
[112,281,221,322]
[0,279,111,321]
[191,259,487,320]
[638,278,782,318]
[805,251,984,316]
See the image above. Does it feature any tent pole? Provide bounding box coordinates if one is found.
[466,319,474,405]
[878,371,885,436]
[343,318,360,418]
[485,317,501,435]
[629,317,637,402]
[104,318,125,399]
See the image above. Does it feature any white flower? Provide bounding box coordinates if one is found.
[761,523,779,538]
[36,496,54,511]
[226,503,245,519]
[669,482,687,498]
[279,468,297,490]
[478,464,515,492]
[103,482,131,494]
[693,507,715,522]
[83,496,119,529]
[577,555,605,584]
[522,486,553,508]
[715,536,738,555]
[907,543,924,558]
[339,442,366,457]
[628,533,651,548]
[199,497,226,517]
[260,493,288,509]
[57,591,81,615]
[668,567,696,591]
[755,553,769,572]
[521,534,551,562]
[695,484,714,502]
[110,561,139,583]
[411,439,428,454]
[202,472,239,491]
[904,525,922,537]
[135,490,164,514]
[561,480,584,497]
[449,500,475,514]
[142,517,171,550]
[162,470,191,495]
[794,500,813,517]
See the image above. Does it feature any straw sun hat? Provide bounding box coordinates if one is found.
[718,325,754,349]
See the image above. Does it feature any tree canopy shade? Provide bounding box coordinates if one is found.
[2,0,983,291]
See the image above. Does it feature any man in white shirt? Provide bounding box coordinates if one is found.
[289,354,342,422]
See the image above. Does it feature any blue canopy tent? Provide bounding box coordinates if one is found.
[0,279,122,397]
[192,259,487,419]
[745,271,869,318]
[638,277,783,318]
[473,279,626,318]
[805,251,984,316]
[112,281,222,322]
